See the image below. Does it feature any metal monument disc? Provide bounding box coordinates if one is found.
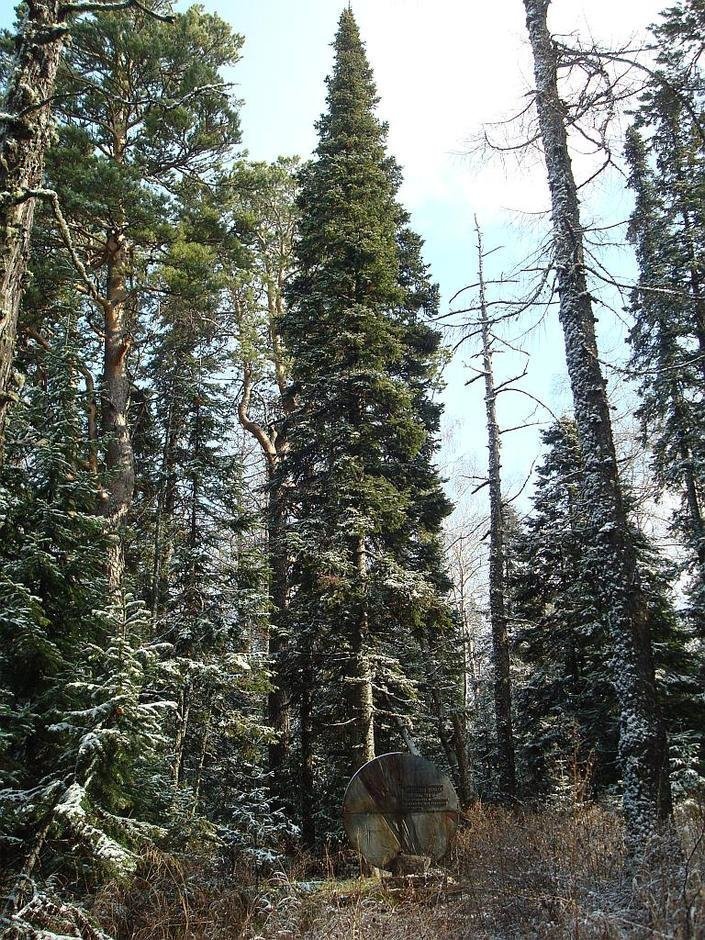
[342,751,460,870]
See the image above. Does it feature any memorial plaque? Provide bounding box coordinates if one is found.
[342,752,460,870]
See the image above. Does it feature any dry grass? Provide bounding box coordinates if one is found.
[91,848,258,939]
[251,803,705,940]
[83,802,705,939]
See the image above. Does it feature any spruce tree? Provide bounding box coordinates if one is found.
[512,420,703,800]
[0,338,174,918]
[512,420,618,796]
[282,9,455,839]
[626,113,705,630]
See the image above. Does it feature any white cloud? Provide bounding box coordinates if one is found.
[352,0,665,218]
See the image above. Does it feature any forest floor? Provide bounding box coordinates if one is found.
[94,803,705,939]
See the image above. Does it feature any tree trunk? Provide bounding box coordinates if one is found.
[100,228,134,595]
[234,288,292,780]
[173,681,191,788]
[267,478,291,775]
[192,699,212,811]
[151,398,178,620]
[350,533,375,769]
[0,1,66,454]
[523,0,671,850]
[300,655,315,848]
[476,219,517,801]
[451,711,474,806]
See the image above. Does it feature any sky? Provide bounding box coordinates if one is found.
[2,0,669,522]
[197,0,666,519]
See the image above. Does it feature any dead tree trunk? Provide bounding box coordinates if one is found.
[523,0,671,849]
[475,219,517,801]
[0,1,66,454]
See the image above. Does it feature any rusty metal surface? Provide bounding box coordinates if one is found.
[342,752,460,870]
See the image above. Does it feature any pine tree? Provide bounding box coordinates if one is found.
[132,181,288,867]
[282,9,455,840]
[0,0,174,456]
[227,158,299,787]
[41,4,242,592]
[0,1,66,451]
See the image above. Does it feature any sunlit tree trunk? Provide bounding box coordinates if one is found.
[100,223,134,594]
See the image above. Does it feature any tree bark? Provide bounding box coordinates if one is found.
[0,1,66,454]
[476,219,517,801]
[299,654,315,848]
[523,0,671,850]
[151,397,179,621]
[451,711,474,806]
[267,480,291,774]
[350,533,375,769]
[173,681,191,788]
[100,227,134,595]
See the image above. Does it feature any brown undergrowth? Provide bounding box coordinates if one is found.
[90,802,705,939]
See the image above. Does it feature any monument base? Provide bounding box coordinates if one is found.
[389,853,431,876]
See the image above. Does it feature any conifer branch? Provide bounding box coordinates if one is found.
[59,0,175,23]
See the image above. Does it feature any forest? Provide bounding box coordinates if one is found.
[1,0,705,937]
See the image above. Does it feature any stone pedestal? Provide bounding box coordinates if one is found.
[389,853,431,876]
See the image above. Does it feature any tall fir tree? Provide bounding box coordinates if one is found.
[281,9,456,840]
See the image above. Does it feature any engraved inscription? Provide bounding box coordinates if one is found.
[342,752,460,869]
[401,782,449,812]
